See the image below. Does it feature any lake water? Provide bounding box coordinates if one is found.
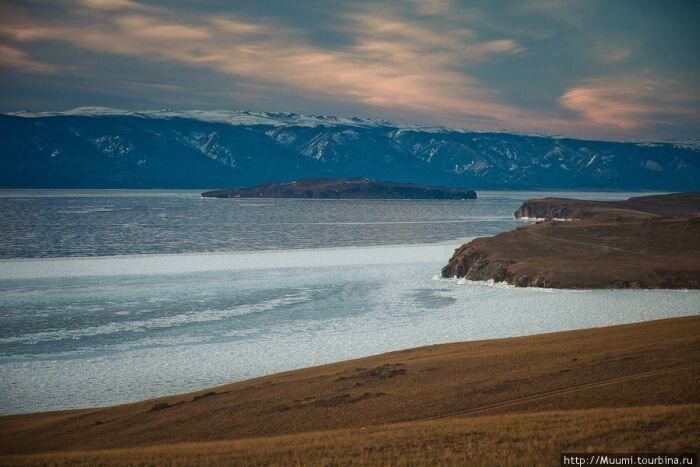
[0,190,697,414]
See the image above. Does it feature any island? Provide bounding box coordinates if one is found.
[442,192,700,288]
[202,178,477,200]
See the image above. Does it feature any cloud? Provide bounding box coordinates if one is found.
[210,18,265,35]
[1,0,696,139]
[114,16,210,40]
[0,2,530,129]
[0,44,57,73]
[78,0,150,11]
[476,39,523,55]
[515,0,593,25]
[344,13,521,61]
[603,47,633,63]
[560,76,700,131]
[413,0,452,16]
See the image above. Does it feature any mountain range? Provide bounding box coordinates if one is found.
[2,107,698,190]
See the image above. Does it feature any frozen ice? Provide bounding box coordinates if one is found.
[0,190,697,415]
[1,243,698,415]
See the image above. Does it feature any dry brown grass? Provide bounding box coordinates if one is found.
[1,316,699,466]
[3,405,698,466]
[443,216,700,288]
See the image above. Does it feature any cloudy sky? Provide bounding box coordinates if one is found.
[1,0,699,140]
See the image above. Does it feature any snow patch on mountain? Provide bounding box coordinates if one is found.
[93,136,133,157]
[10,107,394,129]
[180,131,237,167]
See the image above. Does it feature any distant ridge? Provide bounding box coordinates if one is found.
[2,109,699,190]
[9,108,700,146]
[8,107,395,129]
[202,178,477,200]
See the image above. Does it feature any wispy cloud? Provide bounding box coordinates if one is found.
[602,47,633,63]
[78,0,146,11]
[0,44,58,73]
[113,15,210,40]
[0,1,529,128]
[413,0,453,16]
[0,0,698,139]
[560,76,700,131]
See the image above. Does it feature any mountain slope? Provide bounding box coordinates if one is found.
[2,109,699,189]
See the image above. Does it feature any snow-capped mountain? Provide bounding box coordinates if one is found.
[2,108,698,190]
[8,107,394,129]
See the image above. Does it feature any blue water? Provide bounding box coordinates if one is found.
[0,190,697,415]
[0,189,656,258]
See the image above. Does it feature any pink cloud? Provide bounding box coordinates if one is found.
[560,77,700,131]
[78,0,146,11]
[0,5,531,129]
[560,86,648,129]
[11,1,688,139]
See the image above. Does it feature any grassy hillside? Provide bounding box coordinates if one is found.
[1,316,698,465]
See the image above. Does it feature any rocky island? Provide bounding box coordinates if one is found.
[442,193,700,289]
[202,178,477,200]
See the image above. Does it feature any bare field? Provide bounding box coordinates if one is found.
[1,316,698,465]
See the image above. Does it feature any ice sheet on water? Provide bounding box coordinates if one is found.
[1,237,699,415]
[1,271,698,415]
[515,216,574,222]
[0,243,462,280]
[0,289,314,345]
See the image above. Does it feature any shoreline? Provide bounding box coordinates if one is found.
[2,315,698,464]
[443,193,700,288]
[0,241,461,280]
[3,289,698,417]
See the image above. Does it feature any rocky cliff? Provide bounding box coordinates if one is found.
[443,194,700,289]
[512,192,700,220]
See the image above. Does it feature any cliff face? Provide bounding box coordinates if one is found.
[441,239,512,282]
[442,214,700,289]
[513,193,700,220]
[203,178,477,200]
[513,199,604,220]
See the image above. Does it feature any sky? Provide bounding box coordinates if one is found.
[1,0,699,140]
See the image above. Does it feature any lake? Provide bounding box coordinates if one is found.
[1,190,697,414]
